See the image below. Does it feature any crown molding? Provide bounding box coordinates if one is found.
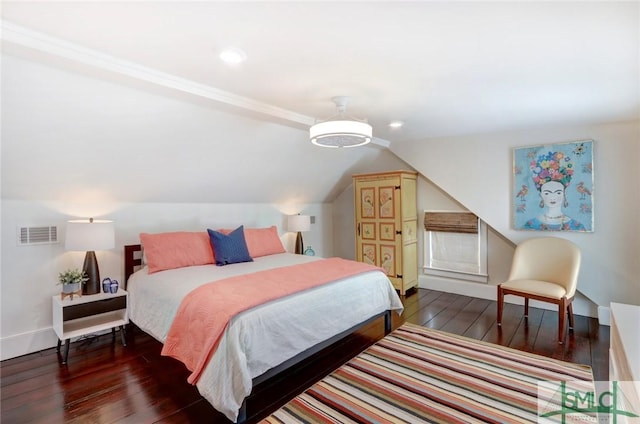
[1,20,391,148]
[371,137,391,149]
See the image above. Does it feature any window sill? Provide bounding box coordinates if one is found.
[422,267,489,283]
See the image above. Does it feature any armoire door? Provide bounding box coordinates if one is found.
[354,174,403,290]
[354,170,418,295]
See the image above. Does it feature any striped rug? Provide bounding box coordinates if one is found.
[261,323,594,423]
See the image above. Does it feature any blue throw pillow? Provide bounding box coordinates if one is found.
[207,226,253,266]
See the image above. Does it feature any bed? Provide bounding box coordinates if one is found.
[123,228,404,423]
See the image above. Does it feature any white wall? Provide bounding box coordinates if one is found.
[391,120,640,309]
[0,200,329,360]
[332,184,356,261]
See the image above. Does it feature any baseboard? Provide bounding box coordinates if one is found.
[418,275,600,320]
[1,327,58,361]
[419,275,496,300]
[1,326,121,361]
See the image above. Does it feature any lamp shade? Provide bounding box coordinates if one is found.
[288,215,310,233]
[65,218,114,295]
[65,219,115,252]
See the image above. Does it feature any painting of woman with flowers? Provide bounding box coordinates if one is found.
[513,140,593,232]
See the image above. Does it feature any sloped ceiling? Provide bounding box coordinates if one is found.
[2,53,408,203]
[1,1,638,203]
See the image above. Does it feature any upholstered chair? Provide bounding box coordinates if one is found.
[497,237,581,344]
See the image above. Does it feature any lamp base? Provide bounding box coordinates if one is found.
[82,251,101,295]
[295,232,304,255]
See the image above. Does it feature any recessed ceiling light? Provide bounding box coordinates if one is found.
[219,47,247,64]
[389,121,404,128]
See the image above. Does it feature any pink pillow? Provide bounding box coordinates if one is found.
[217,226,285,258]
[244,226,286,258]
[140,232,214,274]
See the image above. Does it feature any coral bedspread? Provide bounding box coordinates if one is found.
[162,258,383,384]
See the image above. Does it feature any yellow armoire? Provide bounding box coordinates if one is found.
[353,171,418,295]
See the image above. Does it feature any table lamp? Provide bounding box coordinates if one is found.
[65,218,115,295]
[288,214,310,255]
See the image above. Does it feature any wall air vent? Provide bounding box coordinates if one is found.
[17,226,59,246]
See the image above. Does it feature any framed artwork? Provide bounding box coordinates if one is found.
[361,243,377,266]
[361,222,376,240]
[360,188,375,218]
[379,186,395,218]
[380,244,395,276]
[513,140,593,232]
[379,223,395,241]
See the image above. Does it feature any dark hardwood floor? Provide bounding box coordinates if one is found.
[1,289,609,424]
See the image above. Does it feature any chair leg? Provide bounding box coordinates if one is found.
[524,297,529,318]
[568,302,574,331]
[558,297,567,344]
[497,285,504,326]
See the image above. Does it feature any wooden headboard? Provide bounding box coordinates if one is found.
[124,244,143,288]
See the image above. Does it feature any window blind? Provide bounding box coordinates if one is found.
[424,212,478,234]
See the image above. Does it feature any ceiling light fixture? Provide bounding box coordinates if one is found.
[389,120,404,128]
[310,96,372,148]
[219,47,247,64]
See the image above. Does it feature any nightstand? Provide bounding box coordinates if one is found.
[52,290,129,364]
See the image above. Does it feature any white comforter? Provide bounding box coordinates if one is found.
[127,253,403,422]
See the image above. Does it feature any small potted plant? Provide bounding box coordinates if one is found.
[58,268,88,296]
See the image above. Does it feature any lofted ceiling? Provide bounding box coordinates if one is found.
[2,1,638,143]
[1,1,638,205]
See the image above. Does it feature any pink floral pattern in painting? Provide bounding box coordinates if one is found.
[380,223,395,241]
[380,245,395,276]
[361,188,375,218]
[361,223,376,240]
[362,244,376,266]
[379,187,394,218]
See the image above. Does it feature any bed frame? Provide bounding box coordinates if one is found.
[123,244,393,423]
[123,244,144,288]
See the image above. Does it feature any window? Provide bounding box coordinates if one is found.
[423,211,488,283]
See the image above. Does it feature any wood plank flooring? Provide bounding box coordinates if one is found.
[1,289,610,423]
